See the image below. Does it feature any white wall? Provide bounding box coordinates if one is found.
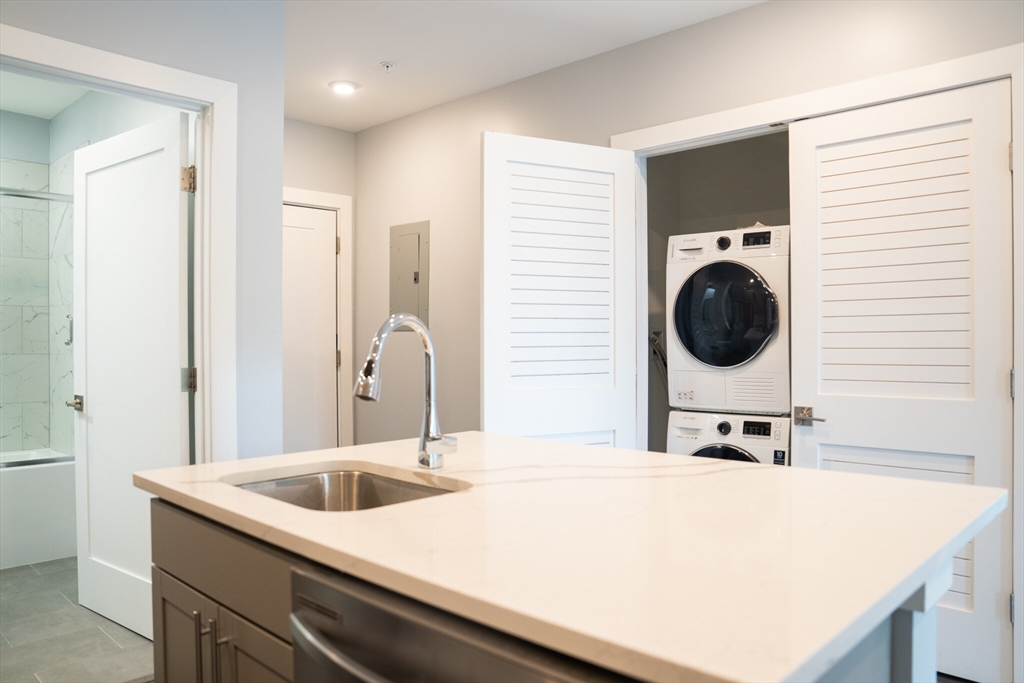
[353,0,1024,444]
[0,110,49,164]
[283,118,355,197]
[0,0,287,457]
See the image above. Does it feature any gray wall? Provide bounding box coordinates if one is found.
[353,0,1023,445]
[0,111,49,164]
[49,90,176,163]
[283,118,356,198]
[1,0,287,457]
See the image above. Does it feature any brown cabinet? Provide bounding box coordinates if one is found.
[153,569,219,683]
[150,500,319,683]
[216,606,292,683]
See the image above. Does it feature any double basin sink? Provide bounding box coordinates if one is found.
[226,462,469,512]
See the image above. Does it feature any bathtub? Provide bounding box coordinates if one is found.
[0,449,77,570]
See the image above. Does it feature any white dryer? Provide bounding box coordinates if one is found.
[666,225,790,415]
[667,410,790,465]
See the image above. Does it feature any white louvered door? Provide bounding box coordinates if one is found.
[790,80,1013,682]
[482,132,637,448]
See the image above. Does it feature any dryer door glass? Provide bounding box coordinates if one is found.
[691,444,758,462]
[674,261,778,368]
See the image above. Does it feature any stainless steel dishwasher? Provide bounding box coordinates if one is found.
[290,569,637,683]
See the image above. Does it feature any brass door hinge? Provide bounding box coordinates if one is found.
[336,350,341,367]
[336,236,341,254]
[181,165,196,193]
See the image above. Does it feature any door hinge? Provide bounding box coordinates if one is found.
[336,350,341,367]
[1010,142,1014,172]
[336,236,341,254]
[1011,593,1015,624]
[182,367,198,393]
[1012,368,1016,400]
[180,165,196,193]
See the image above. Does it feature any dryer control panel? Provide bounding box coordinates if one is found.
[667,225,790,264]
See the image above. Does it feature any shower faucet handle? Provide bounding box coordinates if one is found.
[65,395,84,412]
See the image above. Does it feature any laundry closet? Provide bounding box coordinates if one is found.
[646,132,790,453]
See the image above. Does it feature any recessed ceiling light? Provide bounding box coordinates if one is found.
[329,81,359,95]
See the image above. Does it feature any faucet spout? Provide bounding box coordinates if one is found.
[353,314,456,469]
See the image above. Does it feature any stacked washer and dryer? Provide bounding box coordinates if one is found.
[665,225,791,465]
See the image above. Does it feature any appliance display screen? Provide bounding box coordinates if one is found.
[742,231,772,247]
[742,421,772,437]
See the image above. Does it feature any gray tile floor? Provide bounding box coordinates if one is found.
[0,558,154,683]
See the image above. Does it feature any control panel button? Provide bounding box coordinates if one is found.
[774,431,780,440]
[774,239,780,247]
[717,421,732,436]
[716,236,731,251]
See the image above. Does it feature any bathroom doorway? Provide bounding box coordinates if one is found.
[0,67,193,642]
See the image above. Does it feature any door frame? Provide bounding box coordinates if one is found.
[612,42,1024,679]
[0,22,240,463]
[283,188,355,447]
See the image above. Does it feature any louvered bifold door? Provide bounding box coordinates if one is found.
[481,132,637,448]
[789,79,1013,683]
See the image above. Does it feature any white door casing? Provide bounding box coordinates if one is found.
[482,132,638,447]
[74,113,191,638]
[789,80,1013,682]
[282,204,339,452]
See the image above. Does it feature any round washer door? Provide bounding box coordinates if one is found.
[690,444,757,462]
[673,261,778,368]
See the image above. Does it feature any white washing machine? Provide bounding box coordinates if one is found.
[666,225,790,415]
[667,410,790,465]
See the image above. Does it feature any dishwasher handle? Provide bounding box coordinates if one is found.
[290,612,391,683]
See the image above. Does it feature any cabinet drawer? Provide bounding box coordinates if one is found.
[151,499,319,643]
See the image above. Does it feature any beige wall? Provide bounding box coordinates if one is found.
[353,0,1023,444]
[283,118,356,198]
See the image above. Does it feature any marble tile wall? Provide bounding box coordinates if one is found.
[48,150,75,457]
[0,158,50,452]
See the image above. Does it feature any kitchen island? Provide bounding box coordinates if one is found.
[134,431,1005,682]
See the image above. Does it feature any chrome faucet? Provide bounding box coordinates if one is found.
[353,314,457,469]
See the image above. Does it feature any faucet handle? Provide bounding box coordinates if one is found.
[418,435,457,469]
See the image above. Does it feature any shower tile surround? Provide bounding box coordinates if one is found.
[0,152,76,456]
[48,150,75,458]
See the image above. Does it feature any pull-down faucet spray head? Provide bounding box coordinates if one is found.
[353,314,456,469]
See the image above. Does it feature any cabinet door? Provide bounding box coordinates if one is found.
[217,605,293,683]
[153,568,219,683]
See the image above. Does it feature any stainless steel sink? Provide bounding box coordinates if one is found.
[239,471,450,511]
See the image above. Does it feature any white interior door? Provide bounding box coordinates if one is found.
[789,80,1013,682]
[282,204,338,452]
[74,113,190,638]
[482,132,637,447]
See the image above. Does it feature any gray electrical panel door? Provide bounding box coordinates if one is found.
[389,221,429,324]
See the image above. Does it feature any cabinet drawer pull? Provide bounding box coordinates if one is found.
[192,611,210,682]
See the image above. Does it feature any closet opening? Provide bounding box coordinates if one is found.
[646,131,790,451]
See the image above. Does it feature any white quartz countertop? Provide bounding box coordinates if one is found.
[134,432,1005,682]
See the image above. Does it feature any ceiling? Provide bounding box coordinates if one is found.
[285,0,762,132]
[0,70,89,120]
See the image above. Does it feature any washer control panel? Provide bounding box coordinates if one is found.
[668,411,791,465]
